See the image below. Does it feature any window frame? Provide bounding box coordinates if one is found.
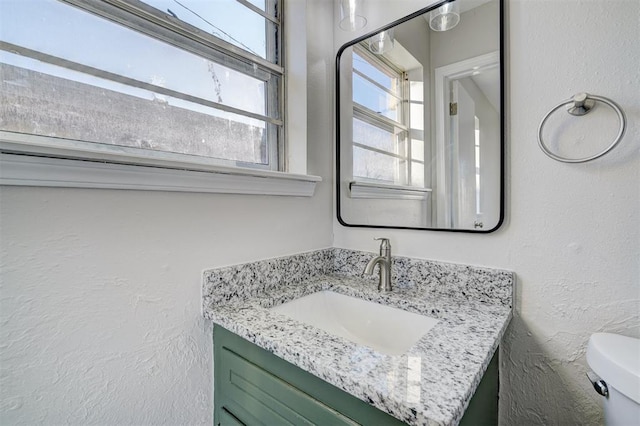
[350,44,424,189]
[0,0,319,195]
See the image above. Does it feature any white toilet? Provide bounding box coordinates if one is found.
[587,333,640,425]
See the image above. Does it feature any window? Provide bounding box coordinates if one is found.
[0,0,284,171]
[350,45,424,188]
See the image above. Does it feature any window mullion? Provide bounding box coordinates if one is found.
[353,142,408,161]
[353,105,408,132]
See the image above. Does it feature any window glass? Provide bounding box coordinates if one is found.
[352,45,419,187]
[2,0,271,116]
[353,146,403,183]
[0,0,282,169]
[411,139,424,160]
[353,52,396,92]
[139,0,274,61]
[353,73,401,121]
[353,118,396,153]
[247,0,267,10]
[411,162,425,187]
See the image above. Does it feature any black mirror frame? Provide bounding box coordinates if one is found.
[335,0,505,233]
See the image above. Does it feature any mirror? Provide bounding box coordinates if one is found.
[336,0,504,232]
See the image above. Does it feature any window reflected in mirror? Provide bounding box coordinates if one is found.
[337,0,503,231]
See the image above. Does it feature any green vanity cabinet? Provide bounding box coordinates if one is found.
[213,326,498,426]
[213,326,406,426]
[460,351,499,426]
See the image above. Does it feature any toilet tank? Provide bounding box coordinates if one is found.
[587,333,640,426]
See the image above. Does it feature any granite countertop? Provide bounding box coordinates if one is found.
[203,249,513,426]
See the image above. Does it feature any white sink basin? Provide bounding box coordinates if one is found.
[270,291,439,356]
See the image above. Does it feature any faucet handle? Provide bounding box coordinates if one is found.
[374,237,391,250]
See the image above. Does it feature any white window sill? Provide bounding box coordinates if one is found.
[349,181,431,200]
[0,152,321,196]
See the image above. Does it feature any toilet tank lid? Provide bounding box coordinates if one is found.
[587,333,640,404]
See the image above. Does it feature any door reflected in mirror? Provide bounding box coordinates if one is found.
[337,0,503,232]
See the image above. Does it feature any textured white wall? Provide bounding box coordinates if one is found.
[334,0,640,424]
[0,3,335,425]
[0,187,333,424]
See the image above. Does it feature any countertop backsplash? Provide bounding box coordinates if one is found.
[203,247,513,313]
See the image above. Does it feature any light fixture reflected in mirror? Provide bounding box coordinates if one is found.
[429,1,460,31]
[339,0,367,31]
[368,28,394,54]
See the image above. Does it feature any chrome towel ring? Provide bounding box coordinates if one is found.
[538,93,627,163]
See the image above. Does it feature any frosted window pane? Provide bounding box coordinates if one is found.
[410,81,423,102]
[411,139,424,160]
[353,118,396,153]
[411,162,425,187]
[353,146,406,183]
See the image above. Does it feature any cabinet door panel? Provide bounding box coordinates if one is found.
[219,346,358,425]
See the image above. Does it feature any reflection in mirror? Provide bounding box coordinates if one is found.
[337,0,503,232]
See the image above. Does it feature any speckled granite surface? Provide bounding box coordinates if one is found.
[203,248,514,426]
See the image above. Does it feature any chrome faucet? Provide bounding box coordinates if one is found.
[364,238,393,292]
